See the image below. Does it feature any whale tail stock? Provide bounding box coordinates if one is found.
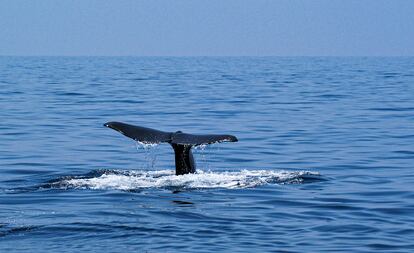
[103,122,238,175]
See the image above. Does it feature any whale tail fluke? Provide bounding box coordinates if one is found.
[104,122,238,175]
[103,122,172,143]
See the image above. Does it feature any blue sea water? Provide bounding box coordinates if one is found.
[0,57,413,252]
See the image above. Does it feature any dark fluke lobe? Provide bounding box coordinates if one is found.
[104,121,238,175]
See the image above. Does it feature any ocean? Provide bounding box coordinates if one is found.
[0,57,413,252]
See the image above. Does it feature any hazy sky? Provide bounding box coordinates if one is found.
[1,0,413,56]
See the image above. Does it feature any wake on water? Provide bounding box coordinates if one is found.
[4,143,322,193]
[43,169,322,191]
[26,142,317,191]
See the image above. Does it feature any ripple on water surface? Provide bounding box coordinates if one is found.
[1,57,414,252]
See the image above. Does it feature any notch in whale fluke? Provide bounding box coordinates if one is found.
[104,121,238,175]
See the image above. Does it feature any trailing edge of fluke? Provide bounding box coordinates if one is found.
[104,121,238,175]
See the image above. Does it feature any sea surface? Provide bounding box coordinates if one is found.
[0,57,413,252]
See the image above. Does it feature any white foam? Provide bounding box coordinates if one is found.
[61,169,320,191]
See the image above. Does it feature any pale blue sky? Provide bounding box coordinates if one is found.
[1,0,413,56]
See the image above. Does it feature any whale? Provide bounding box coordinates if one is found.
[104,122,238,175]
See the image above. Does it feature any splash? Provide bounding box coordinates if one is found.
[48,169,322,191]
[134,141,159,169]
[193,144,207,150]
[135,141,159,150]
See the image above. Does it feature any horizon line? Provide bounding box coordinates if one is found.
[1,55,413,58]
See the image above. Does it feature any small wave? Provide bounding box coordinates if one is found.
[0,224,39,237]
[45,169,322,191]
